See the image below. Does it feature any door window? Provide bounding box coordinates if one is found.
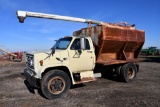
[70,38,90,50]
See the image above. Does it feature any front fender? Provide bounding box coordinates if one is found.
[37,64,75,84]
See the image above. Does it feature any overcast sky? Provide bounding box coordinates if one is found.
[0,0,160,52]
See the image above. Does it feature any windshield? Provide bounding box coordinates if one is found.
[52,37,72,50]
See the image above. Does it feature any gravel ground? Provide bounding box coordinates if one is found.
[0,56,159,107]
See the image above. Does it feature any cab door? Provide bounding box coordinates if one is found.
[68,38,95,73]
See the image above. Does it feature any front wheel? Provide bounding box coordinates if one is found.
[41,70,71,99]
[121,63,137,82]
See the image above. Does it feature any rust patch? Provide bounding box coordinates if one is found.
[81,77,95,81]
[75,77,96,84]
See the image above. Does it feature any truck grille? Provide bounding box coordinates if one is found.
[26,54,34,70]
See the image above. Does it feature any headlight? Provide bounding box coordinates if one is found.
[28,58,34,66]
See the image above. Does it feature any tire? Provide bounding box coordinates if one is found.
[121,63,137,82]
[116,65,123,81]
[41,70,71,99]
[116,65,122,76]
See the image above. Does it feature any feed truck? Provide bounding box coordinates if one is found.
[17,10,145,99]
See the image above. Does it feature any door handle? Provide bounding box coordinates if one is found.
[56,58,63,62]
[63,58,68,60]
[87,51,92,53]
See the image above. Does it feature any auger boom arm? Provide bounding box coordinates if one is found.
[17,10,104,25]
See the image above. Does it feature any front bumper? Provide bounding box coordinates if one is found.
[24,68,39,87]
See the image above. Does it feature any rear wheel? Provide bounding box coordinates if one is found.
[121,63,137,82]
[41,70,71,99]
[116,65,123,81]
[116,65,122,76]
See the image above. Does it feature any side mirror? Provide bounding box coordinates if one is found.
[51,48,55,56]
[80,37,85,50]
[78,49,82,55]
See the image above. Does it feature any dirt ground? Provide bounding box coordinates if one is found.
[0,55,160,107]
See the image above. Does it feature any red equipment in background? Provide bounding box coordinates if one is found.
[0,48,23,62]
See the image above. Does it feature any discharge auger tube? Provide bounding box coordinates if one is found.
[17,10,105,25]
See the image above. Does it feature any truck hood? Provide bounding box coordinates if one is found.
[25,49,69,77]
[26,49,68,68]
[26,50,51,55]
[27,50,68,60]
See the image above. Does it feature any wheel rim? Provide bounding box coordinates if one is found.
[48,76,65,95]
[127,67,135,79]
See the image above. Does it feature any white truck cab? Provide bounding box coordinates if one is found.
[24,36,96,99]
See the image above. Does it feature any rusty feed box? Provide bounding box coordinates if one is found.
[73,25,145,65]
